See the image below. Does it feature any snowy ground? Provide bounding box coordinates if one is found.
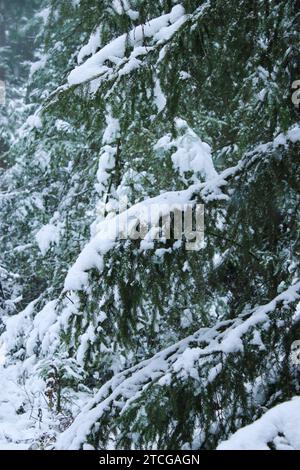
[0,358,90,450]
[0,364,37,449]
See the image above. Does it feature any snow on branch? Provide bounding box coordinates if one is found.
[4,124,298,359]
[63,185,199,291]
[68,4,187,87]
[55,282,300,449]
[64,119,300,293]
[218,397,300,450]
[44,1,211,105]
[63,168,231,292]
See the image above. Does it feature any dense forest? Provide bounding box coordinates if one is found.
[0,0,300,451]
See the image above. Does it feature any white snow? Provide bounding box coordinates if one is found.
[35,223,60,256]
[26,300,58,356]
[172,119,217,182]
[78,27,102,64]
[36,7,51,25]
[112,0,139,20]
[25,114,42,130]
[95,112,120,195]
[154,119,218,183]
[286,124,300,143]
[0,345,6,366]
[0,359,91,450]
[102,115,120,144]
[36,149,51,171]
[249,123,300,155]
[68,5,187,87]
[30,55,48,78]
[2,299,39,354]
[76,325,96,366]
[153,77,167,113]
[218,397,300,450]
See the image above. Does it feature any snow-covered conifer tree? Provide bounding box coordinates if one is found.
[0,0,299,450]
